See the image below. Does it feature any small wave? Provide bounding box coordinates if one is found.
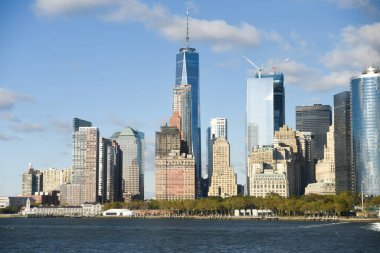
[299,222,348,229]
[368,223,380,232]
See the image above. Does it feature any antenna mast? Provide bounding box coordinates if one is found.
[186,4,189,49]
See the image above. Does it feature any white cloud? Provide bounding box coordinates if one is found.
[326,0,380,16]
[33,0,115,16]
[12,123,46,133]
[323,22,380,71]
[103,0,261,52]
[277,22,380,91]
[0,87,32,110]
[34,0,262,52]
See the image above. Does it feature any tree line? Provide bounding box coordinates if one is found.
[103,193,380,216]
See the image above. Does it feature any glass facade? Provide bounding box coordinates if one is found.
[258,72,285,132]
[175,47,202,197]
[246,77,274,158]
[111,127,144,200]
[296,104,332,161]
[351,67,380,196]
[334,91,353,194]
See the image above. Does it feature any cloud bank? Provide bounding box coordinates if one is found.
[34,0,262,52]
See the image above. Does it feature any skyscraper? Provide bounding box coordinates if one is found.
[296,131,315,188]
[296,104,332,161]
[174,9,201,197]
[72,126,99,204]
[334,91,352,194]
[22,163,42,196]
[98,138,122,202]
[207,118,228,185]
[259,72,285,132]
[155,124,195,200]
[246,76,274,154]
[351,66,380,196]
[305,125,335,195]
[111,127,144,201]
[208,138,237,198]
[155,125,181,157]
[170,84,192,154]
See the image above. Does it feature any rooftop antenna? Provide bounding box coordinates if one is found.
[186,3,189,49]
[243,56,264,78]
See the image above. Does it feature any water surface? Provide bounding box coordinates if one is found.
[0,218,379,252]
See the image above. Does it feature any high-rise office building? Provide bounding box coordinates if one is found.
[208,138,237,198]
[274,125,303,196]
[259,72,285,132]
[155,124,195,200]
[334,91,353,194]
[61,118,99,205]
[72,126,99,204]
[246,76,274,154]
[156,125,181,158]
[22,163,42,196]
[170,84,192,154]
[73,117,92,132]
[174,10,202,197]
[351,66,380,196]
[61,168,72,185]
[296,131,315,187]
[246,69,286,195]
[111,127,144,201]
[98,138,122,202]
[207,118,228,185]
[296,104,332,161]
[305,125,335,195]
[42,168,62,193]
[155,150,195,200]
[247,144,295,198]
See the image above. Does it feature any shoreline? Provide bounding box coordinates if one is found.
[1,214,379,222]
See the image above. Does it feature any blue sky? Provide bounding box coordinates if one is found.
[1,0,379,198]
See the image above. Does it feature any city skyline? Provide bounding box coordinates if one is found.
[1,0,380,198]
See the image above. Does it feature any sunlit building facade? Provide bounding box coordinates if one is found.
[351,66,380,196]
[207,118,228,185]
[208,138,237,198]
[175,47,202,198]
[111,127,144,201]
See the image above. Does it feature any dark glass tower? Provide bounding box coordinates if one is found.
[255,72,285,132]
[351,67,380,196]
[334,91,353,194]
[175,47,201,197]
[296,104,332,161]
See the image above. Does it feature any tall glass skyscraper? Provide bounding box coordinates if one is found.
[258,72,285,132]
[334,91,353,194]
[246,76,274,157]
[111,127,144,200]
[175,47,202,197]
[351,66,380,196]
[296,104,332,161]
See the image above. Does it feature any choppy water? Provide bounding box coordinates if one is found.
[0,218,379,252]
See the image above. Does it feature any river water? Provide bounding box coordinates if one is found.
[0,218,379,252]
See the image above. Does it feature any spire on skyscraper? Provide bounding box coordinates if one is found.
[186,3,189,49]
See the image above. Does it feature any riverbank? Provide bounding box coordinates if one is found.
[2,213,379,222]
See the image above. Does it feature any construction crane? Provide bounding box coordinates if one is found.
[243,56,264,78]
